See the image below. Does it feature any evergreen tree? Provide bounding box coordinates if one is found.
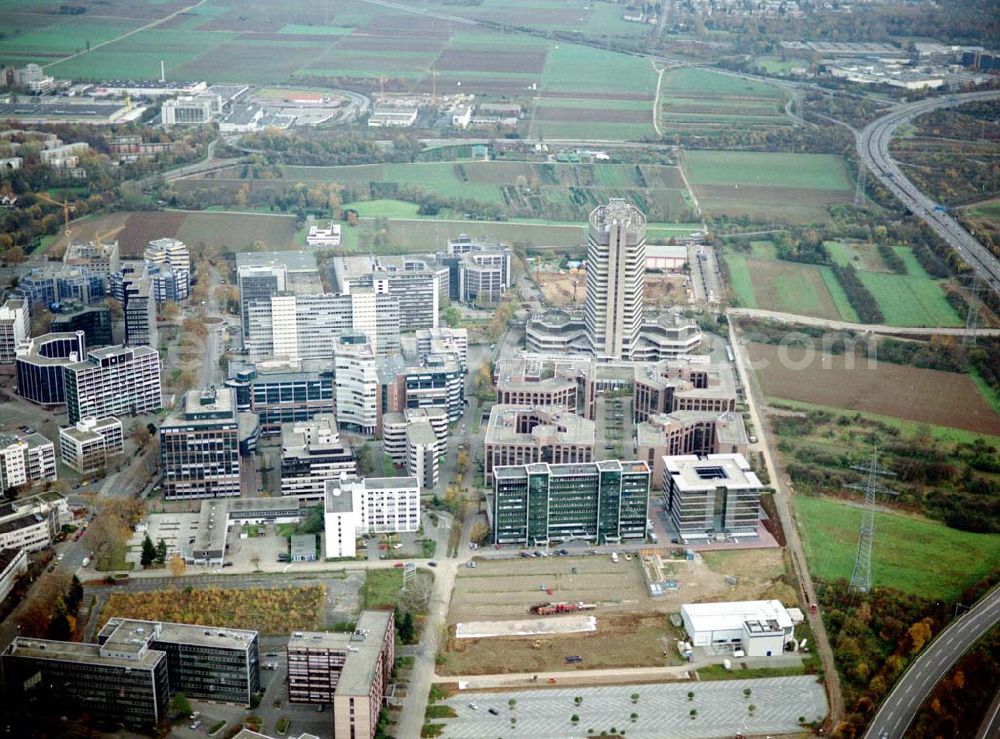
[155,538,168,565]
[140,534,157,567]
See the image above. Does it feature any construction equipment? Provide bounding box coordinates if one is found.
[529,601,596,616]
[35,191,75,243]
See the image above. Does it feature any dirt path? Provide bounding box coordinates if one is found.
[652,61,666,138]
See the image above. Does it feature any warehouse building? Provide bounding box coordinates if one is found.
[680,600,798,657]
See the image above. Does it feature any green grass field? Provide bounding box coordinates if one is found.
[795,495,1000,600]
[685,151,852,190]
[857,272,961,327]
[541,43,657,94]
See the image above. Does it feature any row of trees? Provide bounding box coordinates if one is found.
[830,263,884,323]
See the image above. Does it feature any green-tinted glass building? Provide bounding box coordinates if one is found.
[493,460,650,546]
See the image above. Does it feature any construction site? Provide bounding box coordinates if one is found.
[440,549,798,676]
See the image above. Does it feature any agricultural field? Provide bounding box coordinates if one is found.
[98,585,326,635]
[183,159,698,224]
[441,551,795,676]
[747,342,1000,436]
[794,495,1000,600]
[723,239,960,326]
[683,151,853,223]
[658,68,792,132]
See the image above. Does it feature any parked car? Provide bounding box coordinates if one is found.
[427,560,438,567]
[488,708,500,715]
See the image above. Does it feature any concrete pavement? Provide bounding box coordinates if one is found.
[864,586,1000,739]
[728,307,1000,337]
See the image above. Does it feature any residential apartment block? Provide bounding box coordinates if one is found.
[160,387,241,500]
[663,453,762,542]
[492,460,650,546]
[0,431,56,495]
[484,405,595,485]
[58,416,124,475]
[64,344,161,424]
[0,492,66,553]
[280,415,357,502]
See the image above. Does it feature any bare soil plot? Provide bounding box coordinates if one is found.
[435,49,547,74]
[544,90,650,101]
[747,343,1000,435]
[335,36,446,53]
[120,212,187,256]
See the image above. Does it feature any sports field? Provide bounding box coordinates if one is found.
[794,495,1000,600]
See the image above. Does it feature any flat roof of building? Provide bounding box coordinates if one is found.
[664,454,760,490]
[194,499,228,555]
[494,460,648,479]
[0,547,25,572]
[290,534,316,558]
[485,405,595,447]
[646,243,688,260]
[406,419,438,446]
[236,251,319,273]
[5,637,164,670]
[337,609,393,696]
[637,411,747,447]
[100,617,257,650]
[681,600,793,632]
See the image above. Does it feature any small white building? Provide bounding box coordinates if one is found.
[681,600,796,657]
[306,222,342,247]
[451,104,473,129]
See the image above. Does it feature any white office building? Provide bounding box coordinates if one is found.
[382,407,448,491]
[0,298,29,364]
[333,333,379,435]
[305,222,342,247]
[663,453,762,542]
[415,327,468,371]
[323,477,421,558]
[681,600,797,657]
[245,290,400,361]
[0,432,57,495]
[58,416,124,475]
[63,345,162,424]
[162,94,221,125]
[0,493,66,553]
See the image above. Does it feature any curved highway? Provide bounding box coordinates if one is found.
[858,91,1000,295]
[863,585,1000,738]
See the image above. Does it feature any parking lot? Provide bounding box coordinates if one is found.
[439,676,827,738]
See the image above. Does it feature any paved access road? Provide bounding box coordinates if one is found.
[858,90,1000,295]
[728,307,1000,337]
[864,586,1000,738]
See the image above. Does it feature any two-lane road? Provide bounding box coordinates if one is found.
[858,91,1000,295]
[864,586,1000,738]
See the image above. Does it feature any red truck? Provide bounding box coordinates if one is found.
[529,602,597,616]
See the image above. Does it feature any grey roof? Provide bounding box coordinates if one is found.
[100,617,257,650]
[5,637,164,670]
[335,609,393,696]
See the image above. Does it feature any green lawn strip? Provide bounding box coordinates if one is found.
[279,24,354,35]
[536,97,653,111]
[891,246,933,279]
[970,370,1000,416]
[541,44,656,95]
[723,252,757,308]
[793,494,1000,600]
[661,67,785,97]
[360,569,404,610]
[533,120,655,140]
[819,266,861,322]
[767,397,1000,447]
[344,199,422,218]
[773,270,827,316]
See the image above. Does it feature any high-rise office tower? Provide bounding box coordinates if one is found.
[584,199,646,360]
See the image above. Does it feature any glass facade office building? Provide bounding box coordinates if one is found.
[493,460,650,546]
[98,618,261,705]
